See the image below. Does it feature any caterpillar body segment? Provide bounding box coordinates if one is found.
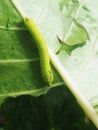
[24,17,53,86]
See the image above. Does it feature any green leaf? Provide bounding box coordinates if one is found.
[0,0,63,104]
[1,86,96,130]
[11,0,98,127]
[1,96,50,130]
[1,0,98,128]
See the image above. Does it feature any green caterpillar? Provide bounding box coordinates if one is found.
[24,17,53,86]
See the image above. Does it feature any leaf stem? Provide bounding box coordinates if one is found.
[10,0,25,19]
[49,49,98,128]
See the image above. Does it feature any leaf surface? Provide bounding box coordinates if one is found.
[1,86,96,130]
[0,0,63,104]
[1,0,98,127]
[11,0,98,127]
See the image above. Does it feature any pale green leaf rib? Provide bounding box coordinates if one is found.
[0,58,39,64]
[0,25,26,31]
[36,0,49,23]
[0,82,64,97]
[10,0,25,18]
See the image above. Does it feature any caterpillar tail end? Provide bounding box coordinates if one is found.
[48,70,53,86]
[42,70,53,86]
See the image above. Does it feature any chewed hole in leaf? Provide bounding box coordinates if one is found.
[56,19,89,55]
